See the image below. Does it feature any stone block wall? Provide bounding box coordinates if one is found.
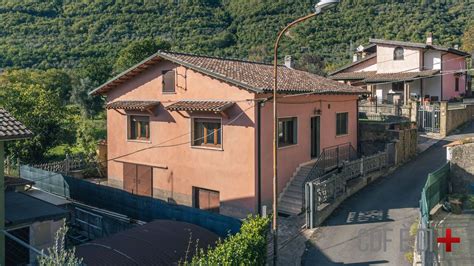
[440,102,474,136]
[449,143,474,194]
[359,121,417,164]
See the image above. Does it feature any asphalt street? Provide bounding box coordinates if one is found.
[302,122,474,265]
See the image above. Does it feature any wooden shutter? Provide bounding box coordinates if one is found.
[162,70,175,93]
[123,163,137,194]
[137,165,153,197]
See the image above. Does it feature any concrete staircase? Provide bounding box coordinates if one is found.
[277,162,315,216]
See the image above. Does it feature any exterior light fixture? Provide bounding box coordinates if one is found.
[315,0,340,14]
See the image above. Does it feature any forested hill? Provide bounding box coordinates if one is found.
[0,0,473,73]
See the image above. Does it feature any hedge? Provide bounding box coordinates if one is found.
[188,215,270,265]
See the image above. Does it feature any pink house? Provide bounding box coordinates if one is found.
[330,35,471,104]
[90,51,364,218]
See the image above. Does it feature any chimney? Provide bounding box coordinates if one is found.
[353,53,358,62]
[454,44,459,50]
[426,32,433,45]
[284,55,293,69]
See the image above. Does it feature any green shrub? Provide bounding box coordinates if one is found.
[188,215,270,266]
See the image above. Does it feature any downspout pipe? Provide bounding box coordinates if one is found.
[257,100,262,215]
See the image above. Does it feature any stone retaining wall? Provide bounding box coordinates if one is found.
[449,143,474,194]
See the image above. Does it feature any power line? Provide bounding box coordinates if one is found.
[14,99,267,185]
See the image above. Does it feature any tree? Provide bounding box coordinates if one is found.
[114,38,172,73]
[461,23,474,54]
[0,71,64,162]
[38,221,83,266]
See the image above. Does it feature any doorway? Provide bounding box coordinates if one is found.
[311,116,320,158]
[123,163,153,197]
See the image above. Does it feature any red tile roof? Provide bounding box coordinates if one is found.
[90,51,366,96]
[330,70,440,83]
[106,100,160,111]
[329,71,376,80]
[363,70,440,83]
[0,109,33,141]
[166,100,234,112]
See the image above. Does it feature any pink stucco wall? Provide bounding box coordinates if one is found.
[258,94,358,208]
[106,61,257,217]
[442,53,467,101]
[104,59,359,217]
[345,56,377,73]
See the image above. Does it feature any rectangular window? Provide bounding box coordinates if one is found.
[336,112,349,136]
[128,115,150,141]
[194,187,220,213]
[162,70,175,93]
[192,118,222,148]
[278,117,297,147]
[455,76,459,92]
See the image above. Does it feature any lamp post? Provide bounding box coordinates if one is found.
[271,0,339,264]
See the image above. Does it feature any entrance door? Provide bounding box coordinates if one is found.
[123,163,137,194]
[137,165,153,197]
[310,116,320,158]
[122,163,153,197]
[194,187,220,213]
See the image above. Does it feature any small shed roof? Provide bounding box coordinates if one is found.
[106,100,160,111]
[76,220,219,265]
[166,100,235,113]
[5,191,69,227]
[0,109,33,141]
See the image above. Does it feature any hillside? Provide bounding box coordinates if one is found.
[0,0,473,73]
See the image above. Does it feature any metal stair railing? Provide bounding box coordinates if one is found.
[301,143,358,209]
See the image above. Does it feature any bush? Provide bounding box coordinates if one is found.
[188,215,270,266]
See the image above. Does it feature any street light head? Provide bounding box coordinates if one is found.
[315,0,340,14]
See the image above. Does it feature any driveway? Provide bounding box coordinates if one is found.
[302,122,474,265]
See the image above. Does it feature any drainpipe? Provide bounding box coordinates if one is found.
[257,100,262,215]
[356,99,360,153]
[0,141,5,266]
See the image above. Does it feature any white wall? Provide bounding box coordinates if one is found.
[423,76,442,100]
[29,219,64,264]
[423,50,442,70]
[377,45,421,73]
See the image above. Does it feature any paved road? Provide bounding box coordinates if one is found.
[302,122,474,266]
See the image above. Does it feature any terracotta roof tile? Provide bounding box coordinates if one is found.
[330,71,376,80]
[106,100,160,111]
[363,70,440,83]
[166,100,234,112]
[91,51,366,95]
[0,109,33,141]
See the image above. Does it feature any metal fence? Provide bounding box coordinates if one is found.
[20,165,241,237]
[418,162,450,266]
[305,151,388,228]
[417,104,441,133]
[420,163,450,226]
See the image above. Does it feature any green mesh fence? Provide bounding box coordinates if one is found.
[420,163,449,225]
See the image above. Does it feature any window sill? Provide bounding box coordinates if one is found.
[336,134,349,138]
[278,143,298,150]
[191,145,223,151]
[162,91,177,95]
[127,139,152,144]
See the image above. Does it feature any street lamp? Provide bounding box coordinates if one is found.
[271,0,339,263]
